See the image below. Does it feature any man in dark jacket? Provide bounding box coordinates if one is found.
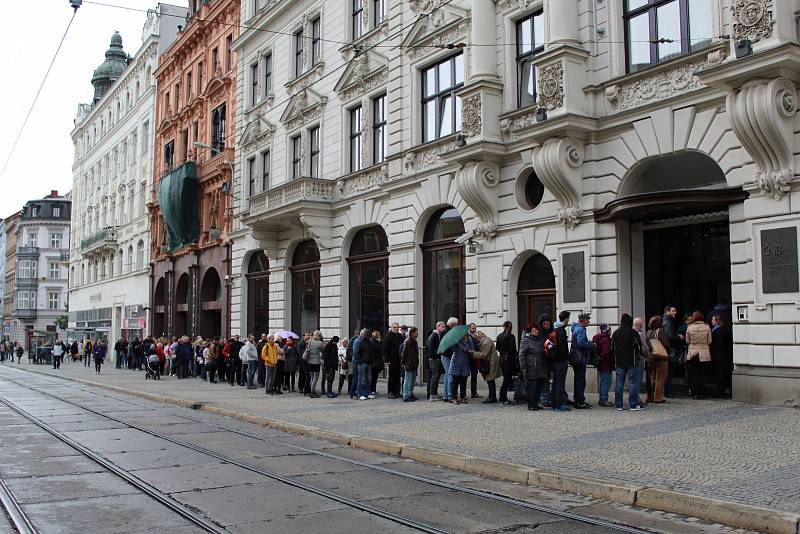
[569,313,594,409]
[426,322,445,401]
[661,305,679,397]
[496,321,518,406]
[401,328,420,402]
[383,323,404,399]
[612,313,644,411]
[550,311,571,411]
[711,314,733,398]
[227,336,244,386]
[175,336,194,379]
[519,323,548,411]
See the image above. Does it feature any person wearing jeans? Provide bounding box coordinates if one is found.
[593,324,613,407]
[241,335,259,389]
[401,328,419,402]
[611,313,644,410]
[518,323,548,411]
[569,314,594,409]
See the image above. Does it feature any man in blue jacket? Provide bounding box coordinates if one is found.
[570,313,594,409]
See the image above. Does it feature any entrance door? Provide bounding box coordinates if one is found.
[516,254,556,334]
[518,293,555,331]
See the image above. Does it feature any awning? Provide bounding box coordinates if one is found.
[594,187,748,222]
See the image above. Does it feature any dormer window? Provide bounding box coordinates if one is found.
[31,205,40,217]
[53,206,61,218]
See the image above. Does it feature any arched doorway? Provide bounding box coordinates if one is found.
[348,226,389,335]
[422,207,466,333]
[199,268,223,339]
[291,240,320,336]
[153,277,166,337]
[246,252,269,336]
[517,254,556,333]
[174,274,189,337]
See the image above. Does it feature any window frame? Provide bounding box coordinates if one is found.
[352,0,363,40]
[515,10,545,109]
[261,150,270,191]
[50,232,62,249]
[263,53,272,97]
[226,34,233,71]
[49,262,60,279]
[421,53,465,143]
[247,156,256,197]
[294,29,305,78]
[311,17,321,66]
[250,61,259,106]
[373,0,386,27]
[291,135,302,179]
[211,103,227,152]
[372,94,387,165]
[309,126,320,178]
[349,105,363,173]
[48,291,60,310]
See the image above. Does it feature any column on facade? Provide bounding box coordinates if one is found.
[469,0,498,81]
[545,0,579,49]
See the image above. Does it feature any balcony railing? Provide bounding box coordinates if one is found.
[60,251,70,262]
[248,178,334,218]
[17,246,39,256]
[80,227,117,252]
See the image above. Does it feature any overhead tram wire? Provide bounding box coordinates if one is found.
[0,7,78,182]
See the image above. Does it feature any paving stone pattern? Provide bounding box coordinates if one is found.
[7,360,799,515]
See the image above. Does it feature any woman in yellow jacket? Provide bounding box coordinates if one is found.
[261,336,280,396]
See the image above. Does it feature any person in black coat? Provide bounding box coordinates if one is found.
[518,322,549,411]
[383,323,404,399]
[710,314,733,398]
[496,321,518,406]
[549,311,572,411]
[322,336,340,397]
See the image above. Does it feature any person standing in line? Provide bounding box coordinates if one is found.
[441,317,459,402]
[227,336,244,386]
[255,334,267,387]
[302,331,324,398]
[15,343,24,364]
[178,336,195,379]
[322,336,340,398]
[518,322,549,411]
[355,329,373,400]
[593,324,613,407]
[711,314,733,398]
[131,336,142,370]
[297,332,310,395]
[93,340,107,374]
[401,327,420,402]
[348,329,361,399]
[496,321,518,406]
[204,341,218,383]
[368,330,384,397]
[549,311,571,411]
[646,316,670,403]
[273,336,285,394]
[383,323,404,399]
[282,337,299,392]
[241,334,258,389]
[633,317,649,405]
[467,323,482,399]
[612,314,645,411]
[262,335,279,396]
[471,331,501,404]
[448,331,473,405]
[114,338,122,369]
[52,340,64,369]
[337,337,352,396]
[569,313,594,410]
[426,322,445,401]
[84,338,93,367]
[661,306,679,398]
[685,310,712,400]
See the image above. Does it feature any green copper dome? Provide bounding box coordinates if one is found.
[91,32,130,103]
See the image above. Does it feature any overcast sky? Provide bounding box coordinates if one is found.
[0,0,188,220]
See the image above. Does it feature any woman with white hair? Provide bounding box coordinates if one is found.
[302,330,324,398]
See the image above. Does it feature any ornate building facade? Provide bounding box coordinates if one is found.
[231,0,800,405]
[69,6,183,346]
[148,0,240,340]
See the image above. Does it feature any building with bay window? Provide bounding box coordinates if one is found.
[230,0,800,405]
[148,0,239,340]
[68,7,182,346]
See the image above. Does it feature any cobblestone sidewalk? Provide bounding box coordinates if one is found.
[5,360,799,515]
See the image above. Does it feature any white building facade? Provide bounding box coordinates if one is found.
[68,6,182,345]
[231,0,800,405]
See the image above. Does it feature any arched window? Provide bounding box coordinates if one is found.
[291,240,320,336]
[109,253,115,277]
[136,240,145,270]
[246,251,269,336]
[517,254,556,331]
[348,226,389,335]
[117,248,123,275]
[422,207,466,332]
[174,273,190,336]
[199,268,223,338]
[127,244,134,272]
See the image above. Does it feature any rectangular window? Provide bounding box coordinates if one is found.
[263,53,272,96]
[197,61,204,92]
[309,126,320,178]
[31,206,40,217]
[17,291,36,310]
[49,262,59,279]
[311,18,321,65]
[294,29,304,78]
[186,72,192,100]
[374,0,386,26]
[50,232,62,249]
[372,94,387,164]
[247,156,256,197]
[291,135,302,179]
[174,83,180,109]
[250,62,259,106]
[212,103,227,152]
[165,91,170,114]
[624,0,713,73]
[226,34,233,71]
[141,121,149,154]
[53,207,61,218]
[261,151,270,191]
[164,140,174,170]
[422,53,464,143]
[192,122,199,150]
[181,129,189,162]
[349,106,363,173]
[352,0,363,40]
[28,233,37,248]
[212,47,219,72]
[516,11,544,108]
[48,291,59,310]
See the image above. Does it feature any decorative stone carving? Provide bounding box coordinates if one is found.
[405,22,470,60]
[495,0,533,11]
[410,0,446,27]
[537,62,564,110]
[499,118,512,141]
[338,165,389,198]
[338,68,388,102]
[706,48,727,67]
[608,61,706,112]
[531,138,584,229]
[727,77,797,200]
[403,139,459,175]
[461,95,482,137]
[456,160,500,240]
[732,0,774,43]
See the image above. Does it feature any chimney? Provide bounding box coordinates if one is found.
[47,190,59,198]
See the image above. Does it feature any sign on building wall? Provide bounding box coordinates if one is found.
[760,227,799,294]
[562,251,586,304]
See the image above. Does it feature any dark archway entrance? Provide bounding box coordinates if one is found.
[174,273,189,337]
[517,254,556,335]
[291,240,320,336]
[348,226,389,336]
[153,277,166,337]
[199,268,222,339]
[246,252,269,337]
[422,207,466,333]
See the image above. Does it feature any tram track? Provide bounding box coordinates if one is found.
[0,474,37,534]
[0,368,653,534]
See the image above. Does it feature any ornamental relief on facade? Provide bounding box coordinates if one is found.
[403,138,459,175]
[337,164,389,198]
[732,0,774,43]
[494,0,534,12]
[461,95,482,137]
[404,21,470,60]
[338,68,388,103]
[537,62,564,110]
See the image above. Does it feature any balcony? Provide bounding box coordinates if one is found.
[246,178,334,221]
[197,147,234,179]
[15,309,37,321]
[60,251,70,262]
[17,246,39,256]
[80,227,117,255]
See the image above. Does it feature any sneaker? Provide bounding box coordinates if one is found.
[553,405,571,412]
[629,405,645,411]
[482,398,497,404]
[528,405,542,411]
[403,397,412,402]
[367,394,375,399]
[428,397,438,402]
[359,396,367,401]
[575,402,592,409]
[616,406,623,411]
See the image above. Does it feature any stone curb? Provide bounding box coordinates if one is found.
[11,366,799,534]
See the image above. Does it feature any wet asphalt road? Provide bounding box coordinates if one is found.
[0,366,746,534]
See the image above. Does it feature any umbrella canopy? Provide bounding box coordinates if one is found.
[437,324,470,354]
[275,330,299,339]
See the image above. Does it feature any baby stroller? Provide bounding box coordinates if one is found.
[145,354,161,380]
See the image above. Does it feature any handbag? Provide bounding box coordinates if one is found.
[649,330,669,359]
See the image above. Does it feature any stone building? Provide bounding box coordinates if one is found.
[230,0,800,405]
[2,212,20,343]
[12,192,71,348]
[148,0,240,340]
[68,6,183,346]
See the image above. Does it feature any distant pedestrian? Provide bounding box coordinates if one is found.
[283,338,299,392]
[384,323,403,399]
[685,311,712,400]
[84,339,93,367]
[710,314,733,398]
[426,322,446,402]
[471,331,501,404]
[441,317,459,401]
[401,327,419,402]
[262,335,279,395]
[368,330,384,397]
[495,321,518,406]
[549,311,571,412]
[302,331,324,398]
[569,313,594,410]
[355,329,373,401]
[337,338,352,396]
[93,341,107,374]
[52,340,64,369]
[241,335,258,389]
[593,324,613,407]
[322,336,340,398]
[448,332,473,405]
[646,316,670,404]
[15,343,23,364]
[612,314,644,411]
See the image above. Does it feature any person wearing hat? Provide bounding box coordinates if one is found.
[569,313,594,409]
[592,324,613,407]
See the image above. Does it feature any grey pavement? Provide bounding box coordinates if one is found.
[4,358,799,518]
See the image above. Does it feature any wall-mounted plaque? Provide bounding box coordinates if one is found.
[761,227,799,294]
[562,251,586,303]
